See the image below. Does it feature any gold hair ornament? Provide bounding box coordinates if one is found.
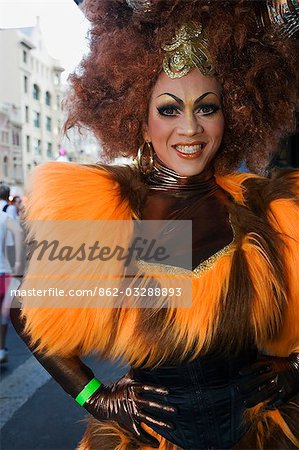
[125,0,298,38]
[126,0,153,18]
[162,21,214,79]
[263,0,299,38]
[136,141,155,175]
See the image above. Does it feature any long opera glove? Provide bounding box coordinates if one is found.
[10,299,176,448]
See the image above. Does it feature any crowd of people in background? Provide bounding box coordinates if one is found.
[0,183,24,364]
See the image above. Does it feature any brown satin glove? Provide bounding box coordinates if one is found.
[10,300,176,448]
[10,302,94,396]
[84,369,176,448]
[237,353,299,410]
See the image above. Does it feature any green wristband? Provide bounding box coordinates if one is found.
[75,377,102,406]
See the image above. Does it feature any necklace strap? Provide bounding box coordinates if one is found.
[145,155,217,194]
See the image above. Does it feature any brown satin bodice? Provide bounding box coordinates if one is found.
[141,156,234,270]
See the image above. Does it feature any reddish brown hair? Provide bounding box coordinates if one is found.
[64,0,298,174]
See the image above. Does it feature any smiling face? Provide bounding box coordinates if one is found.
[143,69,225,176]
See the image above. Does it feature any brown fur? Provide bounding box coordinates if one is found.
[77,397,299,450]
[94,164,148,219]
[21,163,299,448]
[21,164,299,361]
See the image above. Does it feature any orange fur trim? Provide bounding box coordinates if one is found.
[21,162,134,356]
[21,164,299,448]
[245,403,299,449]
[78,248,235,367]
[21,165,299,361]
[24,162,132,221]
[141,424,179,450]
[241,232,287,346]
[77,420,136,450]
[216,172,259,205]
[172,249,234,360]
[21,162,236,363]
[77,418,178,450]
[263,197,299,355]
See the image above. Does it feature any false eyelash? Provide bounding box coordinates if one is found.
[157,105,180,116]
[157,103,221,117]
[196,104,220,114]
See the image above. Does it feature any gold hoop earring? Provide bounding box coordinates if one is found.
[136,141,155,175]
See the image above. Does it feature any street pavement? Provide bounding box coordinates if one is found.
[0,325,128,450]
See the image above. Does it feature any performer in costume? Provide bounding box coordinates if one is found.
[11,1,299,449]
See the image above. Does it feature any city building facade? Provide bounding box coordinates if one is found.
[0,103,23,193]
[0,18,64,187]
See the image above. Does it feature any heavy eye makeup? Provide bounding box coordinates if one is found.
[156,103,220,117]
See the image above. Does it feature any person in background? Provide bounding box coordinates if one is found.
[0,210,23,363]
[0,184,18,268]
[0,185,18,219]
[11,196,24,222]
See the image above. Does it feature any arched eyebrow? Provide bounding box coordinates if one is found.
[157,92,218,104]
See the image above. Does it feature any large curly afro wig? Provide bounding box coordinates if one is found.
[64,0,298,174]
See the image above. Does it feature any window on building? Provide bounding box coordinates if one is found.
[45,91,51,106]
[24,75,28,93]
[25,105,29,123]
[34,138,42,155]
[13,157,17,178]
[33,111,40,128]
[54,73,60,86]
[23,50,27,63]
[12,131,20,146]
[33,83,40,100]
[26,135,30,152]
[56,95,61,110]
[46,116,52,132]
[1,131,9,144]
[3,156,8,177]
[47,142,53,158]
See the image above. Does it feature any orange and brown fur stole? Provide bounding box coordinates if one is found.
[21,163,299,449]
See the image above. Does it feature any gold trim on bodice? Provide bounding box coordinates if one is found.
[135,217,236,279]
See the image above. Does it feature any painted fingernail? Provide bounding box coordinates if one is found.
[165,406,176,413]
[158,388,169,395]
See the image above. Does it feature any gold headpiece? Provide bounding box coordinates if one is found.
[126,0,153,18]
[161,21,214,79]
[125,1,298,38]
[263,0,299,38]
